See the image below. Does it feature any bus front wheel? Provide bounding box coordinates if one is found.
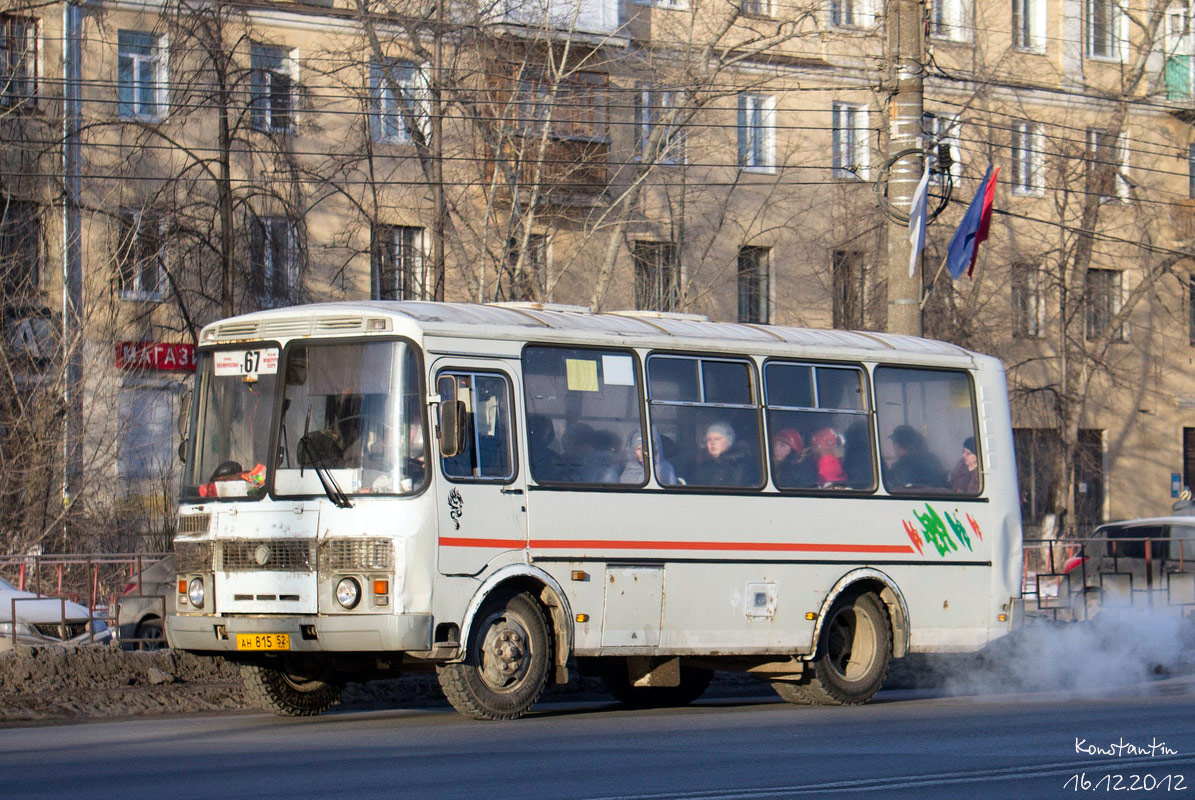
[241,657,344,717]
[773,591,891,706]
[437,591,552,720]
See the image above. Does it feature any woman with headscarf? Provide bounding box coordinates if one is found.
[620,430,677,485]
[690,422,754,487]
[771,428,816,489]
[949,436,981,494]
[810,427,848,487]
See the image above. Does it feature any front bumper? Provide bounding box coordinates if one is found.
[166,612,432,653]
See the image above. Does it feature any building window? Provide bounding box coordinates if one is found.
[832,103,868,180]
[117,210,164,301]
[741,0,772,15]
[504,233,548,301]
[737,94,775,171]
[1189,274,1195,345]
[636,88,683,165]
[931,0,970,41]
[1189,143,1195,198]
[1087,0,1120,58]
[1086,128,1128,201]
[1167,4,1194,99]
[922,112,960,184]
[830,0,873,27]
[0,200,38,298]
[118,31,166,120]
[634,0,688,8]
[737,246,770,324]
[633,241,679,311]
[0,15,35,109]
[118,385,176,480]
[1011,122,1044,195]
[372,224,426,301]
[370,61,429,145]
[1014,428,1104,531]
[832,249,864,329]
[250,43,295,133]
[1011,262,1041,338]
[251,217,299,307]
[1085,268,1125,341]
[1012,0,1046,50]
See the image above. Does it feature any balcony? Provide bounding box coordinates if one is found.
[495,0,621,37]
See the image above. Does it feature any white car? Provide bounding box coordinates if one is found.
[0,577,111,650]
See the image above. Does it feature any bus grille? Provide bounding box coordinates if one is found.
[177,513,210,535]
[175,541,214,573]
[318,538,392,577]
[221,540,313,572]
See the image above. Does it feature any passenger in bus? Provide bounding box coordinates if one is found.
[559,424,622,483]
[527,414,565,481]
[810,427,848,487]
[949,436,980,494]
[770,428,816,488]
[886,425,948,489]
[842,420,873,488]
[691,422,753,487]
[621,431,678,485]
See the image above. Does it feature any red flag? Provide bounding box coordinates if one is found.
[967,165,1000,277]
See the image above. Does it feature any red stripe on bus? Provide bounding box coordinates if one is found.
[439,537,527,549]
[439,537,914,555]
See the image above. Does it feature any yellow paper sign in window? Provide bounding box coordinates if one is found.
[565,359,599,392]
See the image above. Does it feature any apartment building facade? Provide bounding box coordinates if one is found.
[2,0,1195,546]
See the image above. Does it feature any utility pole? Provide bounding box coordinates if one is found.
[431,0,446,301]
[884,0,926,337]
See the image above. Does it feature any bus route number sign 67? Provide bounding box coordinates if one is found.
[214,347,280,378]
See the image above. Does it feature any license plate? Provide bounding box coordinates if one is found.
[235,633,291,651]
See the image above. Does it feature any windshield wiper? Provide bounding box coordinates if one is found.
[298,435,353,509]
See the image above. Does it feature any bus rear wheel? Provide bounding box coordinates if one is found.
[602,663,713,708]
[437,591,552,721]
[241,657,344,717]
[773,591,891,706]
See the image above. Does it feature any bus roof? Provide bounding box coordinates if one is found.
[199,301,983,364]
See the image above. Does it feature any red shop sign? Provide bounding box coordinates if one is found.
[115,341,197,372]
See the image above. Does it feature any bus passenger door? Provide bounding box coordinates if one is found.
[433,361,528,576]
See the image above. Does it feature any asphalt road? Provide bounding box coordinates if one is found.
[4,680,1195,800]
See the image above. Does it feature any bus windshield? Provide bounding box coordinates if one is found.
[182,340,425,502]
[274,340,425,498]
[182,346,281,502]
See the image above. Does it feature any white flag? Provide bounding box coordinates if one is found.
[908,167,931,277]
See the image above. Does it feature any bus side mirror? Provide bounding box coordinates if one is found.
[437,376,464,458]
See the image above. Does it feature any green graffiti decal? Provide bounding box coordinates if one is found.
[944,510,973,552]
[912,505,957,557]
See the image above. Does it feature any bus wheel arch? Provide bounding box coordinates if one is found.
[458,565,574,685]
[811,569,909,661]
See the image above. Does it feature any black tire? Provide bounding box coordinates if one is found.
[602,663,713,708]
[241,658,344,717]
[134,618,166,651]
[437,591,552,721]
[772,592,891,706]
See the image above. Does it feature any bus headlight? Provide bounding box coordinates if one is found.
[188,577,206,609]
[335,577,361,610]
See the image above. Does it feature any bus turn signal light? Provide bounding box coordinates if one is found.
[997,613,1008,622]
[571,571,589,581]
[373,579,389,595]
[178,580,187,595]
[576,614,589,623]
[805,612,816,620]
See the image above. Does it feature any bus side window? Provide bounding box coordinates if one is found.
[439,372,515,481]
[648,355,763,490]
[874,367,979,496]
[764,363,873,491]
[521,346,646,487]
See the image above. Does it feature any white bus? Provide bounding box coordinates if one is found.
[166,301,1022,719]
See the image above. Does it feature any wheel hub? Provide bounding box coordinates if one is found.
[480,616,531,691]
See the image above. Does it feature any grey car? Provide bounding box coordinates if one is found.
[0,577,111,649]
[117,556,174,650]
